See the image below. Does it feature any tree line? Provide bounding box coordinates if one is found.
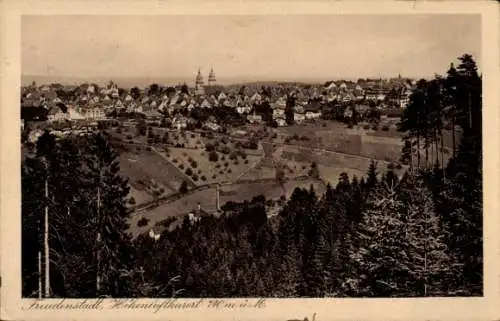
[22,54,482,298]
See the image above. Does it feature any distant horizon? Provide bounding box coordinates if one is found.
[21,73,423,89]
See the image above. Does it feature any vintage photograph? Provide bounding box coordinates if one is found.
[20,14,482,299]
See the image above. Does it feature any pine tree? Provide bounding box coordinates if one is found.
[79,132,132,297]
[351,175,452,297]
[366,159,378,188]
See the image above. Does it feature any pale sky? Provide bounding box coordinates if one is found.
[22,15,481,82]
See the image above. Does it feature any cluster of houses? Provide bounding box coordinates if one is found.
[21,72,415,131]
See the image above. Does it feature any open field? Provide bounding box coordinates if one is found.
[128,177,326,237]
[163,146,263,185]
[118,149,195,200]
[127,186,154,207]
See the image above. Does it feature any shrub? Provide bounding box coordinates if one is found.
[224,162,229,167]
[129,197,136,205]
[234,161,239,165]
[137,217,149,227]
[159,188,165,193]
[173,158,178,163]
[371,125,379,131]
[221,155,226,161]
[322,123,327,127]
[182,152,188,157]
[382,125,390,131]
[219,170,224,174]
[179,181,188,193]
[227,169,232,173]
[363,124,370,130]
[179,164,185,170]
[191,134,196,139]
[396,163,403,169]
[126,134,133,140]
[244,159,248,164]
[192,174,199,181]
[212,174,217,179]
[201,175,207,181]
[208,151,219,162]
[191,161,198,168]
[215,164,221,169]
[146,146,152,151]
[186,168,193,176]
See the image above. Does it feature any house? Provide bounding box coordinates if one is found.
[275,117,287,127]
[237,105,252,115]
[325,81,337,91]
[399,89,412,109]
[247,113,262,124]
[172,115,188,130]
[187,204,211,223]
[204,120,221,131]
[250,92,262,104]
[294,105,304,114]
[342,93,353,103]
[294,112,305,124]
[47,106,69,122]
[144,109,162,120]
[86,84,95,94]
[68,107,85,120]
[365,91,378,101]
[273,108,285,119]
[305,111,322,120]
[200,99,212,109]
[217,92,227,101]
[28,129,43,143]
[83,108,106,121]
[273,97,287,110]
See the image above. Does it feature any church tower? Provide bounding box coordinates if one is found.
[208,68,216,86]
[195,68,205,95]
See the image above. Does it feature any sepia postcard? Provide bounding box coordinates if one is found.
[1,0,500,320]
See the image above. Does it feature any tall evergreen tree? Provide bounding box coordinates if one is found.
[351,175,452,297]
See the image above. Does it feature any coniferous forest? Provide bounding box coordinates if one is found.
[22,54,482,298]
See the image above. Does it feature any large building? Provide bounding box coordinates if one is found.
[195,68,205,95]
[195,67,218,95]
[208,68,216,86]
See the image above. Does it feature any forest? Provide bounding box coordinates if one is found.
[22,54,482,298]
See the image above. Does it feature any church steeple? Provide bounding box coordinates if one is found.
[208,67,216,85]
[195,68,204,86]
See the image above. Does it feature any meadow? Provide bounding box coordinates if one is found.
[128,177,326,237]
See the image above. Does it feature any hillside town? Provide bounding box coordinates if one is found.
[21,68,415,139]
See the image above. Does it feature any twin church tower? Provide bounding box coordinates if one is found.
[195,68,216,95]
